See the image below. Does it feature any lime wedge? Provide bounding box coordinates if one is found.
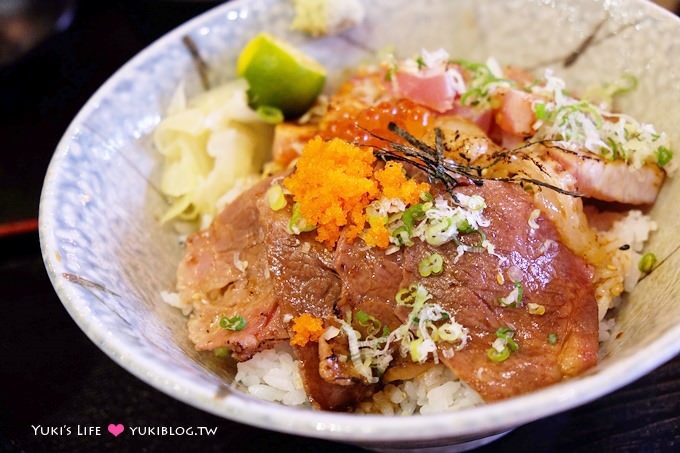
[237,33,326,118]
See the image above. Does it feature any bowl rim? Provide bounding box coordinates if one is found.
[39,0,680,443]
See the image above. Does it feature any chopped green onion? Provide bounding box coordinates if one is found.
[496,326,510,335]
[490,326,518,357]
[605,137,623,161]
[456,218,475,234]
[355,310,370,324]
[453,58,515,109]
[436,325,450,341]
[220,315,246,331]
[418,252,444,277]
[402,203,426,234]
[486,346,510,362]
[608,73,638,98]
[556,101,604,128]
[461,87,484,107]
[454,59,489,73]
[513,281,524,307]
[638,252,657,273]
[547,333,558,345]
[409,338,424,362]
[424,217,453,246]
[396,284,431,312]
[213,347,230,358]
[355,310,382,335]
[657,146,673,166]
[583,74,638,107]
[496,326,519,352]
[466,195,487,211]
[392,225,413,247]
[266,184,287,211]
[498,281,523,308]
[534,102,548,120]
[255,105,284,124]
[288,203,315,235]
[416,56,427,70]
[496,326,513,337]
[395,284,418,306]
[420,191,434,202]
[382,326,391,337]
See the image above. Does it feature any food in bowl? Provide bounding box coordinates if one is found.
[156,35,670,414]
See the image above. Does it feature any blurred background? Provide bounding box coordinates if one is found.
[0,0,222,230]
[1,1,679,452]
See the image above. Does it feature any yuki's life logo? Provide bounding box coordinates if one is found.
[31,424,217,437]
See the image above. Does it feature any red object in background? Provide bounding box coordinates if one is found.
[0,218,38,237]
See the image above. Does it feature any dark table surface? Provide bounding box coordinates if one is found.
[1,1,679,451]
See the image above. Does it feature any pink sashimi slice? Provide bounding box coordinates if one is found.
[395,70,460,113]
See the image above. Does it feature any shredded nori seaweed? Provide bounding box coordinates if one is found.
[359,122,583,199]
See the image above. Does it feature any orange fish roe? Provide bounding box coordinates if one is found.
[290,313,325,347]
[284,136,379,247]
[362,162,430,248]
[374,162,430,205]
[363,215,390,248]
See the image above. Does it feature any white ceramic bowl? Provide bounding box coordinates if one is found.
[40,0,680,450]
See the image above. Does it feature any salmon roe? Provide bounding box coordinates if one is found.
[321,98,434,148]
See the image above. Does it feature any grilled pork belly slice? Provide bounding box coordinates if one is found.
[545,147,664,205]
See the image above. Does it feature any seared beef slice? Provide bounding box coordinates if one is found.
[402,182,598,401]
[178,178,371,409]
[335,181,598,401]
[179,175,598,406]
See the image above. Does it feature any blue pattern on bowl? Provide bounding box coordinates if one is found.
[39,0,680,448]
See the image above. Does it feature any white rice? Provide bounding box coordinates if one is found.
[234,346,308,406]
[591,209,656,359]
[595,210,657,320]
[599,317,617,343]
[234,347,482,414]
[355,365,482,415]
